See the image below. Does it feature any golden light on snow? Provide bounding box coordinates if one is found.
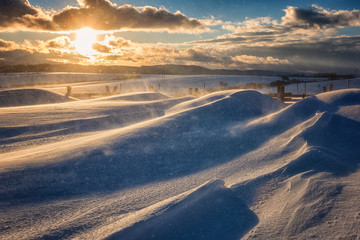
[74,28,98,56]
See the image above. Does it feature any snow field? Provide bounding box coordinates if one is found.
[0,87,359,239]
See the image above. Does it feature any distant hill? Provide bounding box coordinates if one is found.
[0,63,290,76]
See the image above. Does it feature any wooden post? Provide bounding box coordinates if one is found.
[65,86,72,97]
[277,85,281,99]
[105,85,110,95]
[189,88,193,95]
[113,86,118,94]
[323,86,327,92]
[297,83,299,95]
[281,86,285,101]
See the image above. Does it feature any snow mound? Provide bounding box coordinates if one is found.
[166,90,238,113]
[239,171,344,239]
[0,89,76,107]
[168,90,285,127]
[0,90,285,204]
[280,173,343,237]
[316,89,360,106]
[96,92,170,101]
[106,179,257,240]
[168,90,284,115]
[1,89,360,239]
[240,89,360,139]
[283,111,360,176]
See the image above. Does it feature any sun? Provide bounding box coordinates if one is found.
[74,28,98,56]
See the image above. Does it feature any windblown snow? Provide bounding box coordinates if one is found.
[0,87,359,240]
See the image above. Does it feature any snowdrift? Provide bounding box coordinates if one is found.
[1,89,360,240]
[0,89,76,107]
[95,92,171,102]
[0,94,191,151]
[106,180,257,240]
[0,90,284,204]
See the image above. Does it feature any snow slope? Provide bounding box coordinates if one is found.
[0,89,359,240]
[0,88,76,107]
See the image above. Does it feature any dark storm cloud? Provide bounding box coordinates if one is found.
[236,36,360,73]
[282,5,360,28]
[0,0,38,19]
[0,0,206,32]
[0,0,53,31]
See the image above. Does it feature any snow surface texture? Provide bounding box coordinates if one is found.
[0,88,360,240]
[0,88,76,107]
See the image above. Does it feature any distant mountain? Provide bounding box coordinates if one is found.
[0,63,291,76]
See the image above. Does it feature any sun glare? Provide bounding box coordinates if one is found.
[74,28,98,56]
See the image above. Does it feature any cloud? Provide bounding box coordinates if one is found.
[0,39,16,50]
[1,34,359,73]
[282,5,360,28]
[0,49,50,64]
[0,0,206,32]
[231,55,290,65]
[45,36,74,50]
[92,43,111,53]
[200,16,228,26]
[194,5,360,48]
[0,0,53,31]
[222,17,280,33]
[106,35,132,48]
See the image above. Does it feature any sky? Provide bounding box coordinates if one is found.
[0,0,359,73]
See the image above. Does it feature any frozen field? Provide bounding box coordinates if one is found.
[2,72,359,97]
[0,73,277,96]
[0,75,360,239]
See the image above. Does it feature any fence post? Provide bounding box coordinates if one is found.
[113,86,118,94]
[105,85,110,95]
[65,86,72,97]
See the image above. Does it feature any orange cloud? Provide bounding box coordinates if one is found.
[92,43,111,53]
[0,39,17,50]
[0,0,206,33]
[45,36,74,50]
